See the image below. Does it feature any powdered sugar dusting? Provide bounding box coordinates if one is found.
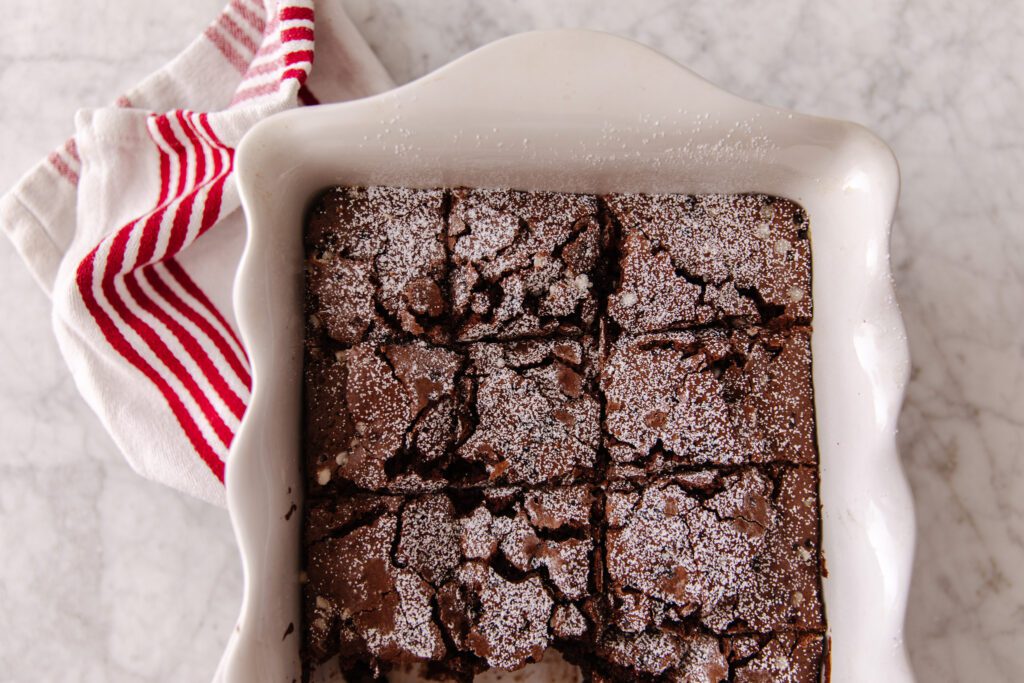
[602,327,816,473]
[306,488,598,676]
[606,193,812,333]
[460,339,600,485]
[462,562,555,670]
[551,603,588,640]
[451,188,601,341]
[305,186,448,343]
[306,511,445,668]
[729,632,826,682]
[524,486,592,529]
[302,186,823,681]
[362,570,446,660]
[303,341,462,493]
[605,467,822,634]
[397,495,460,583]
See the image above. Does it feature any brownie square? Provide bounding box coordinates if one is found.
[302,494,444,676]
[305,186,449,344]
[305,337,603,494]
[303,341,464,494]
[602,466,823,635]
[727,631,826,683]
[606,193,811,333]
[449,188,602,341]
[582,630,825,682]
[302,486,599,679]
[588,630,730,682]
[601,326,815,476]
[458,338,601,486]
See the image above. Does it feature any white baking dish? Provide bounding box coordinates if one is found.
[220,29,914,683]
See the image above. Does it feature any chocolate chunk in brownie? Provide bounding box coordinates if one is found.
[302,486,599,679]
[602,466,823,635]
[601,326,815,476]
[302,341,464,494]
[457,338,601,486]
[305,186,448,344]
[449,188,602,341]
[605,193,811,333]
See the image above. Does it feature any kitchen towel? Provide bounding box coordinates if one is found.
[0,0,393,505]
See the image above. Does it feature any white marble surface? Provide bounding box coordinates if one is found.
[0,1,1020,681]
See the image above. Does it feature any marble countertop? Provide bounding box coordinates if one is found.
[1,1,1020,681]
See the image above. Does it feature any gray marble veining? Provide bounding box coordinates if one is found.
[1,0,1021,681]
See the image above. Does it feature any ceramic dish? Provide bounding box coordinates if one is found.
[218,29,915,683]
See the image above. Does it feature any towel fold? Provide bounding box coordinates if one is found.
[0,0,393,505]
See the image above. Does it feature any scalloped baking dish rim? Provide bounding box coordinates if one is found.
[220,29,915,683]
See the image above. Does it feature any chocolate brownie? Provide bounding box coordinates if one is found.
[585,467,823,681]
[301,186,825,681]
[305,186,448,345]
[606,193,811,333]
[601,326,815,477]
[601,466,823,636]
[302,486,599,680]
[588,630,730,681]
[303,337,601,494]
[449,188,602,341]
[303,341,464,494]
[727,631,826,683]
[457,338,601,486]
[582,630,825,682]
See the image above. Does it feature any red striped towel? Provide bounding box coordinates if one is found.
[0,0,393,505]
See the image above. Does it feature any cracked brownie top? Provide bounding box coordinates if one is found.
[602,466,823,636]
[303,486,600,680]
[300,186,823,683]
[305,186,449,345]
[449,188,603,342]
[584,630,825,683]
[601,326,816,475]
[605,193,811,333]
[304,337,602,494]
